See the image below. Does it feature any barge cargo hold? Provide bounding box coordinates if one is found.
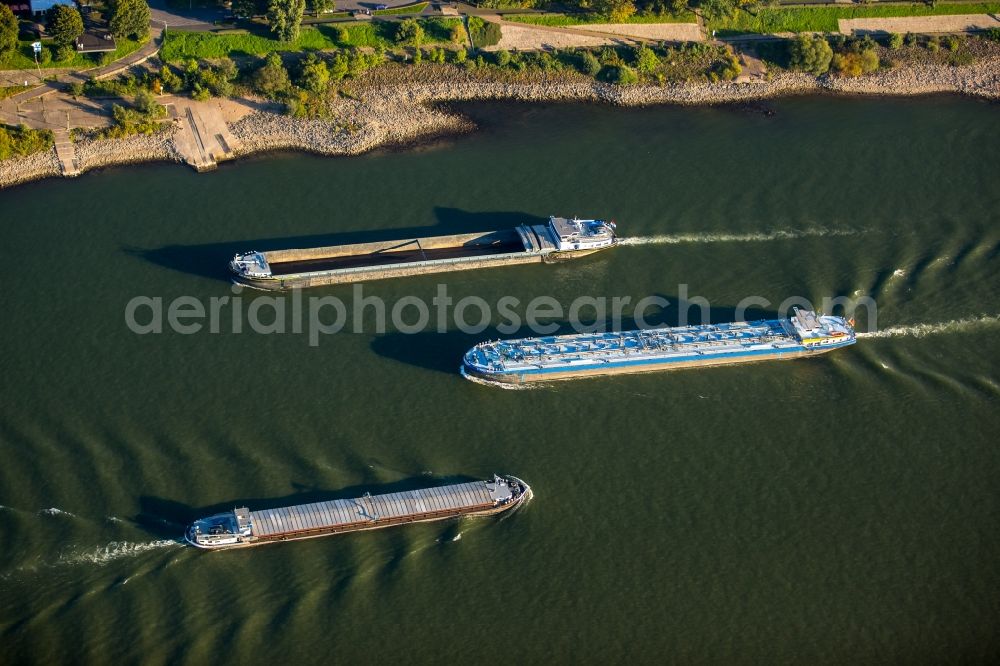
[184,475,531,550]
[462,308,856,385]
[229,216,617,290]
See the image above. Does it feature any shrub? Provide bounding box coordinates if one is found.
[452,47,467,64]
[55,44,76,62]
[599,47,622,67]
[942,35,960,52]
[160,65,183,93]
[468,16,502,49]
[888,32,903,50]
[832,49,879,77]
[0,124,54,160]
[494,49,511,67]
[396,18,424,46]
[580,50,601,76]
[612,64,638,85]
[39,47,52,65]
[633,44,659,75]
[712,51,741,81]
[986,28,1000,43]
[904,32,918,47]
[926,35,940,52]
[789,35,832,75]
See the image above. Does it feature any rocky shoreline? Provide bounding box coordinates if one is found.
[2,55,997,190]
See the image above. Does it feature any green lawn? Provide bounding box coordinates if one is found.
[707,3,1000,35]
[504,12,697,27]
[160,20,462,61]
[0,37,144,71]
[374,2,428,15]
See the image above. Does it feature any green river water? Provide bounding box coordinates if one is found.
[0,96,998,664]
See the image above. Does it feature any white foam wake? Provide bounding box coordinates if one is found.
[619,227,861,246]
[857,314,1000,339]
[459,366,537,390]
[39,507,75,517]
[57,540,181,567]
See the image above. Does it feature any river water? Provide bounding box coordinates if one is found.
[1,96,998,663]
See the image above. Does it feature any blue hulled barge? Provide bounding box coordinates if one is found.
[462,308,856,385]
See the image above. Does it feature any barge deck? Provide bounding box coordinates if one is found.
[462,308,856,385]
[230,216,617,290]
[185,475,531,550]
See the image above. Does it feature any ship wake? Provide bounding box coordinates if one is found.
[620,227,861,246]
[857,314,1000,339]
[57,540,182,567]
[459,367,538,390]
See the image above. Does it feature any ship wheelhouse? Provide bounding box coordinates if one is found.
[546,216,617,252]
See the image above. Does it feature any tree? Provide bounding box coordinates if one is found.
[633,44,659,75]
[789,34,833,75]
[0,4,17,56]
[396,18,424,46]
[595,0,637,23]
[267,0,305,42]
[233,0,266,18]
[307,0,335,14]
[298,54,329,93]
[110,0,151,41]
[48,5,84,49]
[698,0,736,21]
[666,0,690,14]
[252,52,291,97]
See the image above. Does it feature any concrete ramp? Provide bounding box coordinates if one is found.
[52,128,80,177]
[167,98,243,172]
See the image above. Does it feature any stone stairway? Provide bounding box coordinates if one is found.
[51,128,80,177]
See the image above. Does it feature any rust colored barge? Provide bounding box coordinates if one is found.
[184,475,531,550]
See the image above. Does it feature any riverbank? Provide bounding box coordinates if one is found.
[2,53,998,189]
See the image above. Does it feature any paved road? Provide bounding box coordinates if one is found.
[148,0,226,27]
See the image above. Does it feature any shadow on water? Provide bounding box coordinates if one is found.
[133,474,479,537]
[125,208,547,282]
[370,298,782,375]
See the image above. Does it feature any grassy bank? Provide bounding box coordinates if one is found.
[374,2,428,15]
[160,20,462,61]
[0,38,144,71]
[0,124,53,160]
[707,3,1000,35]
[505,12,697,26]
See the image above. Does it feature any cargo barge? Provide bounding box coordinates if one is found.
[462,308,856,385]
[230,216,617,289]
[184,475,531,550]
